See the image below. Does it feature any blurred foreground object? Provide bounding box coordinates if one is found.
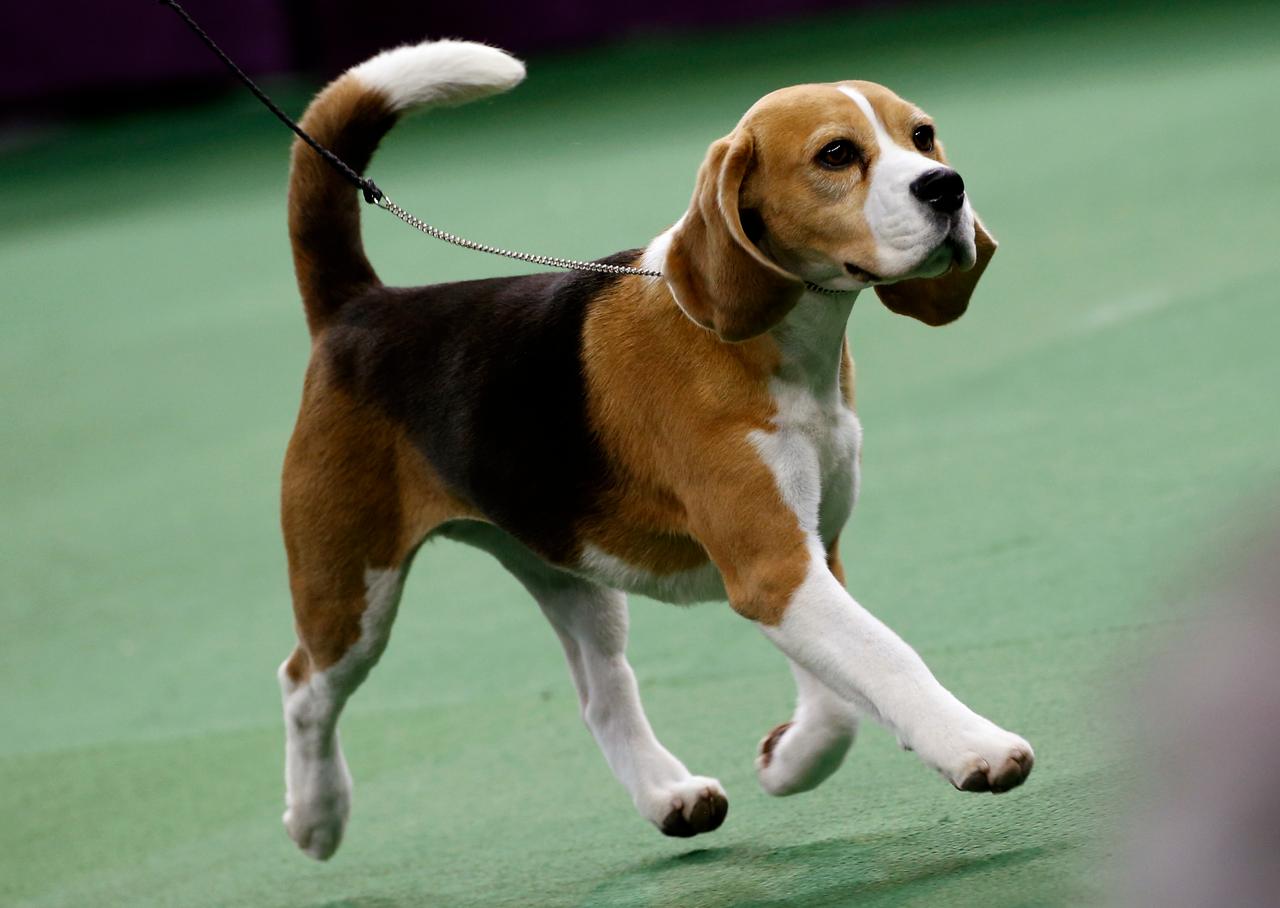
[1126,515,1280,907]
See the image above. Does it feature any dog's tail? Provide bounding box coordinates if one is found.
[288,41,525,332]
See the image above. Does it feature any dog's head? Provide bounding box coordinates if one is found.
[664,81,997,342]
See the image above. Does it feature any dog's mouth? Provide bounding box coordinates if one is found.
[851,234,972,287]
[844,262,882,283]
[944,232,977,271]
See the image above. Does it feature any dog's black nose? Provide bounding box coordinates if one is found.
[910,168,966,213]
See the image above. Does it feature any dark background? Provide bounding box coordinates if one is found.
[3,0,895,116]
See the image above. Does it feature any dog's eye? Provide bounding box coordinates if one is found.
[912,124,935,153]
[816,139,860,170]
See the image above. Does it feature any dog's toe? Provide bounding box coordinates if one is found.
[655,779,729,838]
[952,742,1034,794]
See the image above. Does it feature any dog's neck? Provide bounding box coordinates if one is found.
[768,289,857,397]
[643,222,856,398]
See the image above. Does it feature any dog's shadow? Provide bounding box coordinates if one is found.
[577,831,1058,908]
[304,826,1062,908]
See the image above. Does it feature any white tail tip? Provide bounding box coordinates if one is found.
[350,40,525,113]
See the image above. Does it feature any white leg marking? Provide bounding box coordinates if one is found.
[534,580,728,836]
[762,549,1034,792]
[280,567,405,860]
[756,659,861,796]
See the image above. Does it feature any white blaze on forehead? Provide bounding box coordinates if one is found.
[836,85,920,160]
[836,86,887,148]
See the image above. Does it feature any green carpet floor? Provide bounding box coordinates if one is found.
[3,1,1278,905]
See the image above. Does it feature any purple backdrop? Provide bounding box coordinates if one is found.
[1,2,290,110]
[2,0,885,114]
[292,0,876,76]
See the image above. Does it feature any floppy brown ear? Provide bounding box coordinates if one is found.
[874,218,998,326]
[664,132,805,342]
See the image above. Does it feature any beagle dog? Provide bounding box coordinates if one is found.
[278,39,1031,861]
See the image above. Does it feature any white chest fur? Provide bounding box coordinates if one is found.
[749,378,862,550]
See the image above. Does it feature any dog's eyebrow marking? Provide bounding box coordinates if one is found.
[838,86,934,172]
[837,86,888,152]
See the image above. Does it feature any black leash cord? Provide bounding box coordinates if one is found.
[158,0,382,204]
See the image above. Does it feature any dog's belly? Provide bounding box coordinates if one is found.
[577,544,727,604]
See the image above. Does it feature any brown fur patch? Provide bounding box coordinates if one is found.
[736,84,885,281]
[579,278,811,624]
[283,646,311,686]
[282,356,474,675]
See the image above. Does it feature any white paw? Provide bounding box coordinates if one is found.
[756,721,855,797]
[917,718,1034,794]
[639,776,729,838]
[283,754,352,860]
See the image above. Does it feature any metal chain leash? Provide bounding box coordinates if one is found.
[377,194,851,294]
[375,194,662,277]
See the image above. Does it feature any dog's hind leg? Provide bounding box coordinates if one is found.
[530,575,729,837]
[278,565,407,861]
[437,521,728,837]
[277,384,459,860]
[756,540,861,796]
[541,582,729,837]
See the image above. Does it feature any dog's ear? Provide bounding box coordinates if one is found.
[664,132,805,342]
[874,217,997,327]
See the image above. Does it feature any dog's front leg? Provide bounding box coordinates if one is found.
[756,657,861,796]
[755,539,861,796]
[689,462,1033,796]
[742,541,1033,792]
